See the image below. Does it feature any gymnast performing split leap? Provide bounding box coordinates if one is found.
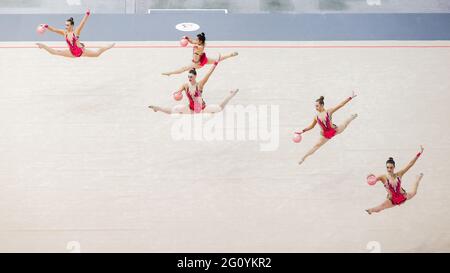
[149,57,238,114]
[162,32,239,76]
[365,146,425,215]
[295,92,358,165]
[36,10,114,58]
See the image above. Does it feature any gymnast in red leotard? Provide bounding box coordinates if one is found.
[192,39,209,68]
[36,10,115,58]
[149,59,239,114]
[297,93,358,165]
[185,78,207,113]
[317,111,337,139]
[366,146,425,215]
[162,32,239,76]
[65,32,84,57]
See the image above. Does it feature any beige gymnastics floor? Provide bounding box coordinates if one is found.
[0,41,449,252]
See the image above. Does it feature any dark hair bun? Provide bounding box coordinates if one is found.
[67,17,74,25]
[316,96,325,104]
[188,68,197,75]
[196,33,206,44]
[386,157,396,166]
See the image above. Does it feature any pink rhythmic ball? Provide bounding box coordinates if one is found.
[292,133,302,143]
[36,25,46,34]
[367,175,377,186]
[173,91,183,101]
[180,38,188,47]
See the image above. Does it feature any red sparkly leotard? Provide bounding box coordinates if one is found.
[317,112,337,139]
[186,82,206,112]
[65,33,84,57]
[385,176,407,205]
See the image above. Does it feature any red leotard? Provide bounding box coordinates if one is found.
[385,176,407,205]
[317,112,337,139]
[186,83,206,112]
[192,45,208,67]
[65,33,84,57]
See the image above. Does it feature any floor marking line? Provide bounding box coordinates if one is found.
[1,45,450,49]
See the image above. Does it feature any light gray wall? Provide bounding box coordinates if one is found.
[1,0,450,14]
[1,13,450,41]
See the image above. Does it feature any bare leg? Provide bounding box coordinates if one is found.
[366,199,395,215]
[299,137,328,165]
[148,105,173,114]
[207,51,239,64]
[148,105,192,115]
[406,173,424,200]
[36,43,74,58]
[162,64,196,76]
[335,113,358,134]
[219,89,239,109]
[82,44,115,57]
[202,89,239,114]
[203,105,222,114]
